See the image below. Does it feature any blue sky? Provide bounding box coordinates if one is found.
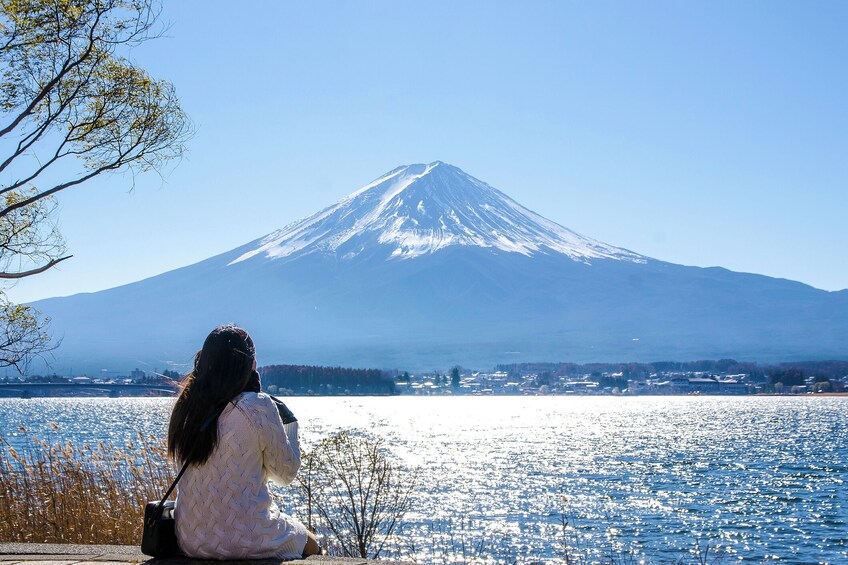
[6,0,847,303]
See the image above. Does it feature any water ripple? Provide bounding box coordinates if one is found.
[2,395,846,563]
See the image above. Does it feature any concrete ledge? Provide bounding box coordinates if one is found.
[0,544,411,565]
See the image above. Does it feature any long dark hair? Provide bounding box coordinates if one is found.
[168,324,255,465]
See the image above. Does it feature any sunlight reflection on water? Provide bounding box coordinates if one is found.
[1,395,846,563]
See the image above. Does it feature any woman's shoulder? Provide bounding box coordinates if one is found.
[231,392,278,421]
[233,390,270,405]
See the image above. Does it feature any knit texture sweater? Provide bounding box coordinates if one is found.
[174,392,308,559]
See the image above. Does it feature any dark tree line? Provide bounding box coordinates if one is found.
[770,361,848,382]
[767,369,805,388]
[260,364,396,395]
[497,359,847,385]
[497,361,656,379]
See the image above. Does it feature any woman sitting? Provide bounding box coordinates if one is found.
[167,324,321,559]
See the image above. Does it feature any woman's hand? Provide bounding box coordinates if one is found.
[271,396,297,424]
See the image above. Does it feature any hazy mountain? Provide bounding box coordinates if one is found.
[32,162,848,373]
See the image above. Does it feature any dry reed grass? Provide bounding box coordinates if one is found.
[0,425,172,544]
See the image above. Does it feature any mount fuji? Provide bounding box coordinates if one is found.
[32,162,848,372]
[230,162,644,265]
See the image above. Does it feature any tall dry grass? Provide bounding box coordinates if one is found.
[0,425,172,544]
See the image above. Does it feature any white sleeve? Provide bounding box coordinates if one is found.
[283,421,301,461]
[254,394,301,485]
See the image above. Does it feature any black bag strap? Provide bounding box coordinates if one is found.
[149,402,228,522]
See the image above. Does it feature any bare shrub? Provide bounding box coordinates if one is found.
[293,430,416,558]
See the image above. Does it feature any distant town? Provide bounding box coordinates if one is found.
[1,359,846,398]
[392,358,848,396]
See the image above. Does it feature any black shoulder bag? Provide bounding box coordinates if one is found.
[141,404,227,558]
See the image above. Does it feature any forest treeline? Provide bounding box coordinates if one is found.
[260,364,396,395]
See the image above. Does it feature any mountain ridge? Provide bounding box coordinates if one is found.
[29,162,848,373]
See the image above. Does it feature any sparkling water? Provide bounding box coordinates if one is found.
[1,396,846,563]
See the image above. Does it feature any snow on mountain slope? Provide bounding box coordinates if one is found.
[29,161,848,373]
[230,161,646,265]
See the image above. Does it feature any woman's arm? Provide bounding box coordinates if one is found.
[251,393,301,485]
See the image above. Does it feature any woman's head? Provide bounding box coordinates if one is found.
[191,324,256,403]
[168,324,257,465]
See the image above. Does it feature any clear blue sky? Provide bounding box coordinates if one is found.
[6,0,848,304]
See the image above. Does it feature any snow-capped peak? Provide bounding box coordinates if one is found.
[230,162,646,265]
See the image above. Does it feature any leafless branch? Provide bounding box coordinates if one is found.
[294,431,416,559]
[0,254,71,279]
[0,0,190,367]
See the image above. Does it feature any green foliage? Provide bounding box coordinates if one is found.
[535,370,552,388]
[768,369,805,388]
[0,189,64,277]
[159,368,180,380]
[0,294,50,369]
[0,0,191,370]
[450,365,460,388]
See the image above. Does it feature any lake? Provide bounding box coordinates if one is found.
[1,396,846,563]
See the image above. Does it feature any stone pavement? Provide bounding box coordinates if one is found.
[0,544,413,565]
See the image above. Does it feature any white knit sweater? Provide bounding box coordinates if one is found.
[174,392,307,559]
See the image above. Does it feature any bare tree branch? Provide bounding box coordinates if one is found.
[294,432,416,559]
[0,0,191,369]
[0,254,70,279]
